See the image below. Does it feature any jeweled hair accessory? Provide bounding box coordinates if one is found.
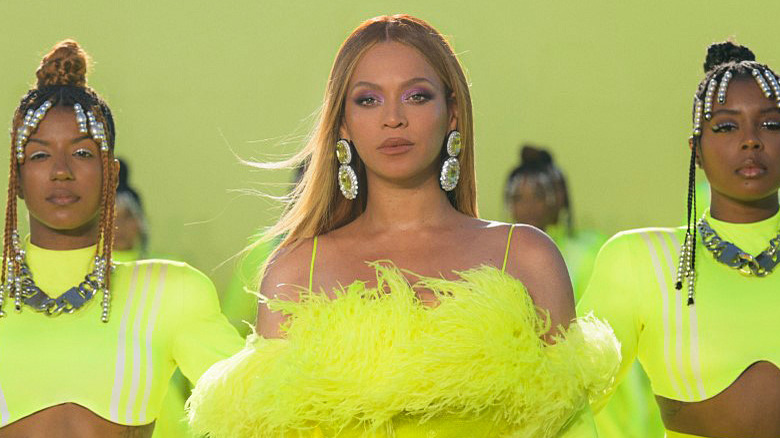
[752,68,773,99]
[74,103,88,133]
[691,97,703,137]
[716,71,732,104]
[703,79,717,120]
[763,70,780,108]
[14,100,53,163]
[13,102,110,164]
[86,110,108,151]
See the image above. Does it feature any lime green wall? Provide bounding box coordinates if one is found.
[1,1,777,292]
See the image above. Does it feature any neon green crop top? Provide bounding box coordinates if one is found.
[578,209,780,407]
[0,241,243,427]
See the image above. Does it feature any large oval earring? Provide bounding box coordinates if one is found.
[336,139,358,200]
[440,130,461,192]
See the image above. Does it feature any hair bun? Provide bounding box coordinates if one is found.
[520,144,553,170]
[703,41,755,73]
[35,39,90,88]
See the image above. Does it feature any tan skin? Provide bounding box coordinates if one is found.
[0,107,152,438]
[258,42,575,349]
[655,77,780,437]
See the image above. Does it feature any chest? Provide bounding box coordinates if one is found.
[0,262,176,426]
[638,249,780,401]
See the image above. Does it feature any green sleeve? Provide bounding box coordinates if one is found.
[222,238,276,336]
[171,265,245,383]
[577,233,643,413]
[558,404,598,437]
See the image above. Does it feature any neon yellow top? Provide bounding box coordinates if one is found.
[188,227,621,437]
[578,209,780,408]
[0,241,243,427]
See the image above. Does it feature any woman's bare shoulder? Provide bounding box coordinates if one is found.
[259,237,317,301]
[500,222,575,331]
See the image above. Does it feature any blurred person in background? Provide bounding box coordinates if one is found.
[505,144,663,438]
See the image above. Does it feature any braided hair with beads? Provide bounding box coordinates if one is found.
[0,40,118,321]
[677,41,780,305]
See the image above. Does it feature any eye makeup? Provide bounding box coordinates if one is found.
[353,90,383,106]
[401,87,434,103]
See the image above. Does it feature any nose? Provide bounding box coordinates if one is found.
[50,155,74,181]
[740,126,764,151]
[382,100,407,129]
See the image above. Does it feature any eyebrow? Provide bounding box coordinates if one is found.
[26,135,93,146]
[351,77,436,91]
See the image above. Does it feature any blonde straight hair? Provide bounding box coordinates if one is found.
[264,14,476,262]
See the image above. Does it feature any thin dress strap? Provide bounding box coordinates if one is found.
[501,224,516,273]
[308,236,318,291]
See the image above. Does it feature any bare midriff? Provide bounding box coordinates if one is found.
[0,403,154,438]
[656,361,780,438]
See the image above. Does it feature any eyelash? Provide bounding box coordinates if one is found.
[74,148,94,158]
[355,96,380,107]
[712,121,780,133]
[405,91,433,104]
[763,120,780,130]
[28,151,48,161]
[353,90,435,107]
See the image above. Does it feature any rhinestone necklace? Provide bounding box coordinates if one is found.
[696,218,780,276]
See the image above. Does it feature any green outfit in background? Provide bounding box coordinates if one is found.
[222,237,276,337]
[550,227,664,437]
[578,209,780,438]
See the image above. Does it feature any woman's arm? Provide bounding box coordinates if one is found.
[255,238,315,338]
[505,224,577,338]
[577,232,643,413]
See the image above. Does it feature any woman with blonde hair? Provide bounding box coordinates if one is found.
[188,15,619,437]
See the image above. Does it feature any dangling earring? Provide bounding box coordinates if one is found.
[440,130,461,192]
[336,139,358,200]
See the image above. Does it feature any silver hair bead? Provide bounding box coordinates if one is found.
[101,288,111,323]
[752,69,773,98]
[717,71,732,104]
[692,97,703,137]
[16,101,53,163]
[704,79,717,120]
[763,70,780,100]
[74,103,89,133]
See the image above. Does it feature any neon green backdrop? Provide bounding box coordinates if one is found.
[1,1,778,293]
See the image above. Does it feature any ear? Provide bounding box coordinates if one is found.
[338,120,350,142]
[689,137,702,167]
[448,93,458,131]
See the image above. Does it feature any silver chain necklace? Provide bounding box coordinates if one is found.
[0,232,108,318]
[696,218,780,276]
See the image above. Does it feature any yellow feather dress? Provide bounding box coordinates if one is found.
[188,264,619,437]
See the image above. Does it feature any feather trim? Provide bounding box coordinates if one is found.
[188,264,619,437]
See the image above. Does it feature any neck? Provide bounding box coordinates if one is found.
[354,171,461,233]
[709,192,779,224]
[28,219,100,250]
